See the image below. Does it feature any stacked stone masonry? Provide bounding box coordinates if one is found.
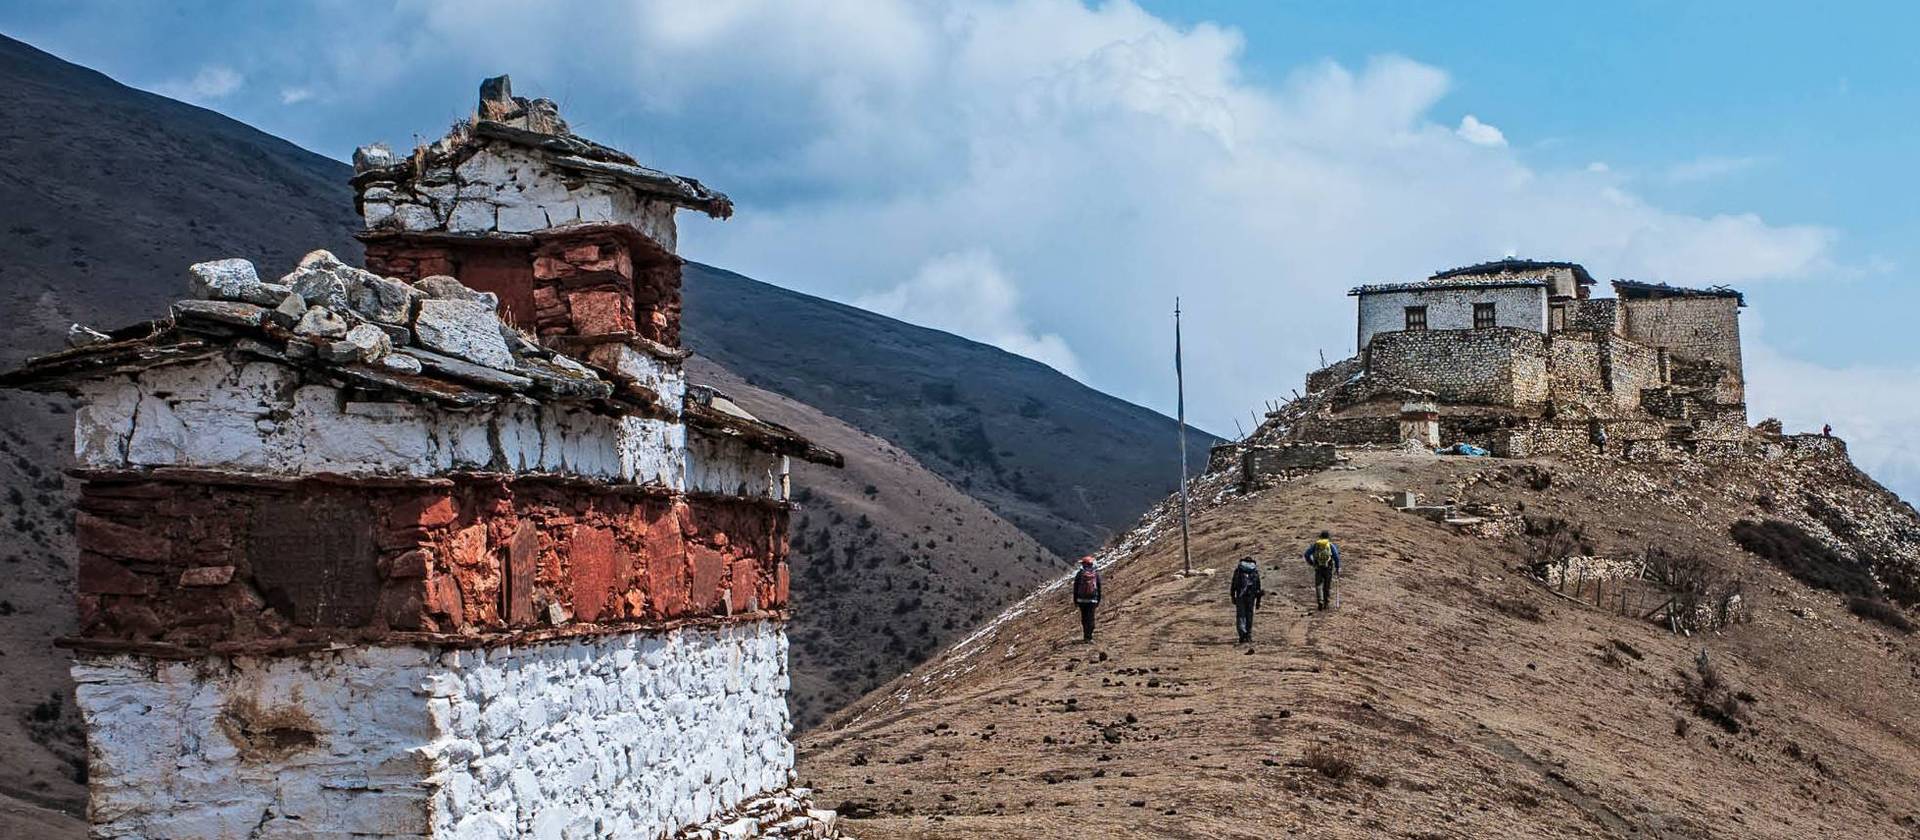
[73,476,791,647]
[1367,327,1550,408]
[75,622,795,839]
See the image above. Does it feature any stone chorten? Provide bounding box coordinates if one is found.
[3,76,844,839]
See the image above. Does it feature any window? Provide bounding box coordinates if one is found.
[1404,306,1427,331]
[1474,302,1497,330]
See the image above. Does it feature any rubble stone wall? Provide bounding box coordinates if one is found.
[73,476,790,646]
[364,228,684,347]
[1619,295,1743,395]
[1355,285,1546,350]
[1305,355,1363,393]
[1242,444,1338,486]
[74,621,792,840]
[359,143,679,251]
[1559,298,1621,334]
[1545,332,1662,417]
[1368,328,1549,408]
[72,356,687,485]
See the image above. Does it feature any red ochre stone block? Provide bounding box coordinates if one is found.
[773,562,791,608]
[425,575,466,629]
[78,554,155,596]
[566,290,636,335]
[380,580,427,632]
[568,525,617,622]
[391,494,459,530]
[688,545,727,616]
[379,549,432,580]
[76,511,172,562]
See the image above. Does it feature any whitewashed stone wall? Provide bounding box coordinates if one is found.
[686,434,787,500]
[73,356,686,486]
[1355,285,1547,351]
[362,144,678,250]
[74,621,794,840]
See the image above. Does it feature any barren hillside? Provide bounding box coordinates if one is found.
[798,442,1920,838]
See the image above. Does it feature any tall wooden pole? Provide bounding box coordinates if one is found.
[1176,298,1192,576]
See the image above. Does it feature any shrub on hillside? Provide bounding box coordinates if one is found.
[1729,519,1877,598]
[1683,649,1748,734]
[1846,597,1915,633]
[1299,742,1357,782]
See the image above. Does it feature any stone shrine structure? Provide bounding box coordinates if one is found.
[2,77,844,839]
[1284,258,1749,459]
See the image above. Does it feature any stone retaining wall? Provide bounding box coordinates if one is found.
[1368,328,1549,408]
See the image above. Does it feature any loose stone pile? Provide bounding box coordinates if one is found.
[166,250,586,381]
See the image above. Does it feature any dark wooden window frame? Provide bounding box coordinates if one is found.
[1405,306,1428,331]
[1474,302,1497,330]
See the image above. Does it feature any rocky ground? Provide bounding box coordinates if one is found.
[798,446,1920,838]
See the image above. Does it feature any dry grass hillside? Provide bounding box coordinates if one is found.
[798,444,1920,838]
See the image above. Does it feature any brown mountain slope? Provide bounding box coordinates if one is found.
[689,358,1062,729]
[797,445,1920,838]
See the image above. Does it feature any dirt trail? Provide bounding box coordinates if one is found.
[798,451,1920,839]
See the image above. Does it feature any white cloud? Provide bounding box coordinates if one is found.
[856,250,1082,378]
[1456,114,1507,147]
[1745,329,1920,503]
[1586,161,1611,173]
[279,86,314,105]
[152,64,242,103]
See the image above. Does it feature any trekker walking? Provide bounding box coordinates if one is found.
[1071,556,1102,642]
[1303,531,1342,610]
[1229,556,1264,643]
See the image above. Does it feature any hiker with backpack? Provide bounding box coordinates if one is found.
[1071,556,1102,642]
[1229,556,1264,643]
[1303,531,1342,610]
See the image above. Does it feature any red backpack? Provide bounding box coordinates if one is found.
[1073,568,1100,601]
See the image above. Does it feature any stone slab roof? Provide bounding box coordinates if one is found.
[0,253,841,467]
[350,75,732,219]
[1612,279,1746,306]
[1431,258,1595,286]
[1349,277,1548,296]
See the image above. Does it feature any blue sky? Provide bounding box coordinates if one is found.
[3,1,1916,498]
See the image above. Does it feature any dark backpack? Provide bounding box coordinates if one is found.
[1232,564,1262,600]
[1073,569,1100,601]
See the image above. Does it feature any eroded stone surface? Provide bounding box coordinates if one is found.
[415,299,515,371]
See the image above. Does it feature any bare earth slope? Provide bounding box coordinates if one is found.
[799,447,1920,839]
